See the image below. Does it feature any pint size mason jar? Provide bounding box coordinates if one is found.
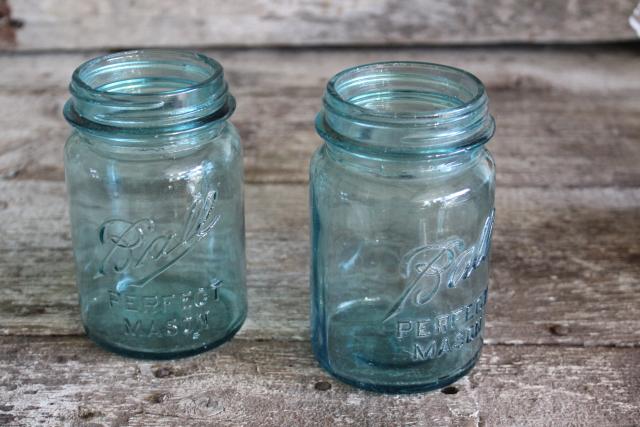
[63,50,247,358]
[310,62,496,392]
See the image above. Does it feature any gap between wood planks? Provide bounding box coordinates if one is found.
[2,333,638,349]
[2,0,638,51]
[1,40,640,56]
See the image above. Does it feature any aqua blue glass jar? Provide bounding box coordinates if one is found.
[63,50,247,359]
[310,62,496,392]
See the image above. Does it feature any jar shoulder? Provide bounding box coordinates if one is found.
[65,123,242,180]
[66,122,240,157]
[311,145,495,205]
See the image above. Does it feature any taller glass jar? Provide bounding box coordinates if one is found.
[310,62,496,392]
[63,50,247,359]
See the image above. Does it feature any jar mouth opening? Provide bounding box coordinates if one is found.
[72,49,223,97]
[65,49,234,136]
[326,61,486,122]
[319,61,495,157]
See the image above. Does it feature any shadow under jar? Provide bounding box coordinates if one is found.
[310,62,496,393]
[63,50,247,359]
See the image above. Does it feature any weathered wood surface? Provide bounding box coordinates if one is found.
[1,0,638,50]
[0,337,638,426]
[1,181,639,347]
[0,45,639,425]
[1,47,640,187]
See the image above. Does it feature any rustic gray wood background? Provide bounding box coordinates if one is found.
[0,1,639,426]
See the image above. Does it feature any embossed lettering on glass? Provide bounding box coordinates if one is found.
[64,50,247,358]
[310,62,496,392]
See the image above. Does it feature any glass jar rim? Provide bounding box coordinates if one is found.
[326,61,487,121]
[318,61,495,157]
[64,49,235,139]
[71,49,225,98]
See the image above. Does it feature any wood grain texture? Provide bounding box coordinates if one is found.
[1,47,640,187]
[0,336,638,426]
[1,181,639,347]
[2,0,638,50]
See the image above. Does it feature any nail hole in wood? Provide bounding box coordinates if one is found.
[314,381,332,391]
[441,386,458,395]
[153,366,175,378]
[146,392,168,404]
[77,406,98,419]
[8,18,23,28]
[549,324,570,336]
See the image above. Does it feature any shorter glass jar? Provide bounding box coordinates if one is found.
[63,50,247,358]
[310,62,496,392]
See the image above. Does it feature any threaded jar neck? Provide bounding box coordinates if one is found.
[316,61,495,158]
[64,50,235,141]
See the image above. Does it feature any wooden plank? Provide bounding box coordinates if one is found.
[0,336,638,426]
[1,47,640,187]
[1,0,638,50]
[1,181,639,347]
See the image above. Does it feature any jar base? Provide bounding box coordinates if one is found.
[315,347,482,394]
[83,313,246,360]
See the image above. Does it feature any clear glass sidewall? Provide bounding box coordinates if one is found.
[64,124,247,358]
[310,145,495,392]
